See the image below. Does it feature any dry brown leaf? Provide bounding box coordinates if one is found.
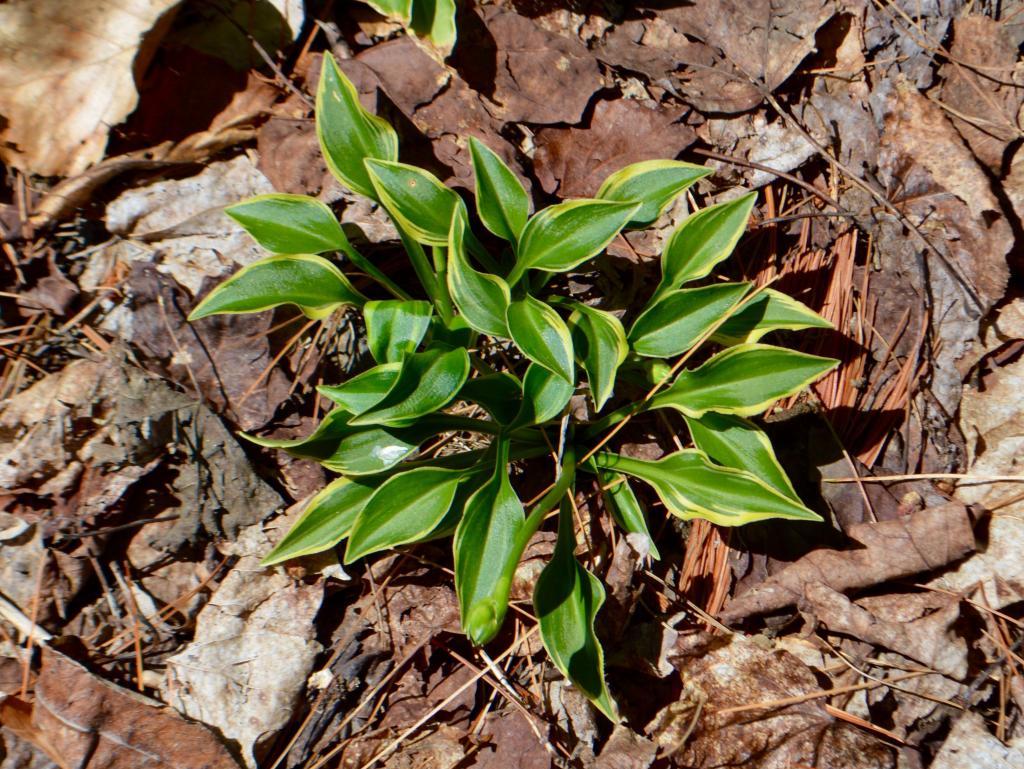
[474,7,603,126]
[720,502,976,622]
[533,99,695,198]
[939,16,1024,173]
[668,635,894,768]
[803,585,967,677]
[930,299,1024,609]
[357,37,521,189]
[0,0,179,177]
[26,646,240,768]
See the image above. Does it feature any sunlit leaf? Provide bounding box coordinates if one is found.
[657,192,756,296]
[535,499,618,721]
[262,477,376,566]
[594,450,821,526]
[454,439,524,645]
[507,295,575,384]
[509,363,574,428]
[317,52,398,199]
[226,193,348,255]
[684,412,797,499]
[366,159,460,246]
[510,199,639,282]
[362,0,412,23]
[350,347,470,426]
[188,254,365,321]
[564,302,627,411]
[469,137,530,244]
[598,470,660,559]
[345,466,466,562]
[410,0,457,48]
[649,343,839,418]
[629,282,751,358]
[447,207,510,337]
[317,363,400,413]
[596,160,710,227]
[364,299,433,363]
[713,288,833,345]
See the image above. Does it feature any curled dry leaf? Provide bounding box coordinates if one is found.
[720,501,976,622]
[802,584,967,678]
[0,0,179,177]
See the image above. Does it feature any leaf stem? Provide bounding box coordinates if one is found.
[395,221,442,310]
[431,246,455,324]
[338,242,411,301]
[514,443,576,554]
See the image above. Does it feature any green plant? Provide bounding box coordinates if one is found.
[189,52,838,720]
[360,0,457,51]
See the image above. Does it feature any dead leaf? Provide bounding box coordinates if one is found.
[697,111,816,189]
[939,16,1024,173]
[97,155,275,296]
[931,713,1024,769]
[474,7,603,126]
[162,524,323,769]
[930,299,1024,609]
[533,99,696,198]
[670,635,895,768]
[0,0,179,176]
[720,501,976,622]
[593,725,657,769]
[802,585,967,677]
[25,645,240,768]
[357,37,521,189]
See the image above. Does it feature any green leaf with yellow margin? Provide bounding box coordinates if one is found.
[597,160,710,228]
[316,53,398,200]
[226,193,349,255]
[535,499,619,721]
[593,450,821,526]
[648,343,839,418]
[188,254,365,321]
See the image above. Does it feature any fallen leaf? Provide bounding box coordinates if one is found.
[593,725,657,769]
[931,713,1024,769]
[698,111,816,189]
[162,524,323,769]
[930,299,1024,609]
[720,501,976,622]
[533,99,696,198]
[669,635,894,768]
[938,16,1024,173]
[98,155,275,296]
[25,645,240,768]
[802,585,967,677]
[473,7,603,126]
[357,37,521,189]
[0,0,179,176]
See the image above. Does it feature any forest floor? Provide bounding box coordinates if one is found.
[1,1,1023,768]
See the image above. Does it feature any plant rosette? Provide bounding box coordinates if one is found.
[189,52,838,722]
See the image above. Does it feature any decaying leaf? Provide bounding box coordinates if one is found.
[667,635,894,768]
[21,645,240,768]
[0,0,179,176]
[931,299,1024,609]
[720,501,976,622]
[162,524,323,768]
[534,100,696,199]
[931,713,1024,769]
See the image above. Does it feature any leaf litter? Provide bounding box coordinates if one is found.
[2,1,1024,767]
